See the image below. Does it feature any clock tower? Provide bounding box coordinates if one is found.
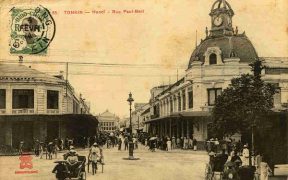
[209,0,234,37]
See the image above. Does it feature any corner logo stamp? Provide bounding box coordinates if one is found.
[10,6,55,54]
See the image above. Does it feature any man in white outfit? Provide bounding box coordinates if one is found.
[242,144,250,166]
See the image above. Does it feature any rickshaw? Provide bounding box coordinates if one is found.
[205,151,230,180]
[205,160,242,180]
[53,155,87,180]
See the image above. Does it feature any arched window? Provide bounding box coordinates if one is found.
[209,53,217,65]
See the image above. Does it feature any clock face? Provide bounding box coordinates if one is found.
[213,16,223,27]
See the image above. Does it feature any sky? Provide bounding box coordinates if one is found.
[0,0,287,118]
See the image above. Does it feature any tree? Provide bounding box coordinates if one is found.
[211,59,276,138]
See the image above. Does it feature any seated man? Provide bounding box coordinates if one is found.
[214,150,229,172]
[231,151,242,168]
[66,149,79,176]
[52,161,69,180]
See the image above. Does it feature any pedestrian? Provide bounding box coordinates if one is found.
[19,141,24,155]
[124,137,129,150]
[242,144,250,166]
[183,137,188,149]
[39,142,44,159]
[135,138,138,149]
[167,138,172,151]
[59,139,63,151]
[118,137,122,150]
[47,142,54,160]
[255,151,263,178]
[193,138,198,151]
[64,138,69,150]
[171,137,175,149]
[145,139,148,147]
[163,137,167,150]
[176,137,180,148]
[34,140,40,156]
[53,139,58,159]
[89,143,101,175]
[260,155,272,180]
[188,137,193,149]
[132,137,137,149]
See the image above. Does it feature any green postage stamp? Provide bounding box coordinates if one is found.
[10,6,55,54]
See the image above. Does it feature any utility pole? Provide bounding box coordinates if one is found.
[66,62,69,113]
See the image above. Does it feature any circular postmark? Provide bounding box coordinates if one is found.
[10,6,55,54]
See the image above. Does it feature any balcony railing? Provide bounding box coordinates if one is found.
[0,109,6,114]
[12,109,34,114]
[47,109,60,114]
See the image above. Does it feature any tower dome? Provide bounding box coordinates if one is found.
[187,0,258,69]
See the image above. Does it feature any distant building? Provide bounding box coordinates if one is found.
[0,62,97,149]
[131,103,150,133]
[97,110,120,132]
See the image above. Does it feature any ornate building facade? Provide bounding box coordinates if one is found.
[97,110,120,133]
[145,0,288,148]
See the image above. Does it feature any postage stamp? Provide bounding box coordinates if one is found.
[10,6,55,55]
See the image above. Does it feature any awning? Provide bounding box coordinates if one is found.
[144,111,211,124]
[0,114,98,123]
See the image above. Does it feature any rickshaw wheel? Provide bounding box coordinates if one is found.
[205,164,213,180]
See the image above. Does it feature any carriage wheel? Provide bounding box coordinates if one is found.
[205,164,213,180]
[83,172,86,180]
[80,172,86,180]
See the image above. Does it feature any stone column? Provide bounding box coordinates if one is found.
[176,120,179,138]
[180,91,183,111]
[163,101,165,116]
[174,96,177,113]
[187,120,190,138]
[185,87,189,109]
[168,98,171,115]
[159,102,162,117]
[169,119,172,137]
[6,86,12,114]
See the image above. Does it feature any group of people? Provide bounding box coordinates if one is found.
[116,135,139,151]
[207,139,272,180]
[146,136,198,152]
[52,142,104,179]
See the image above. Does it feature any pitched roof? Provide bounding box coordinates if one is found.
[0,63,64,84]
[99,110,115,117]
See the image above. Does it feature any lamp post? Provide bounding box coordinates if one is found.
[127,92,134,136]
[124,92,139,160]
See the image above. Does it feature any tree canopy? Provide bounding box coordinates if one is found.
[211,60,276,137]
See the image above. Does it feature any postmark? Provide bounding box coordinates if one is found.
[10,6,55,54]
